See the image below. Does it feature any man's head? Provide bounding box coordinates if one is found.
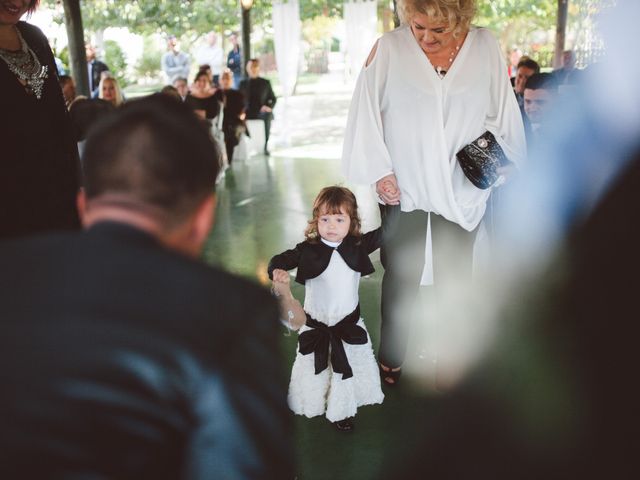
[172,77,189,98]
[85,43,96,62]
[206,31,218,46]
[80,95,221,256]
[229,32,239,46]
[514,57,540,95]
[524,72,559,126]
[220,69,233,90]
[247,58,260,79]
[59,75,76,105]
[167,35,178,52]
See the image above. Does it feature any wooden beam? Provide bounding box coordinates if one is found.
[554,0,569,69]
[62,0,89,97]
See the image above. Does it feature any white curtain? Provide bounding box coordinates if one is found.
[344,0,378,78]
[272,0,301,97]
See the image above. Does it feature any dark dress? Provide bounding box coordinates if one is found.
[1,21,80,239]
[214,88,246,163]
[184,93,220,121]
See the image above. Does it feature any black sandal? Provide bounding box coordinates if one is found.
[379,363,402,386]
[333,418,355,432]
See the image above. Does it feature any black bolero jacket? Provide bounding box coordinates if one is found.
[268,228,383,285]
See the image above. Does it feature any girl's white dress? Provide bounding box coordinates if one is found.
[288,239,384,422]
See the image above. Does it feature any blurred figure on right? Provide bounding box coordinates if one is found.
[382,1,640,478]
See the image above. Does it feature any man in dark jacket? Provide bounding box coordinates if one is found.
[85,43,109,98]
[240,58,277,155]
[0,95,292,479]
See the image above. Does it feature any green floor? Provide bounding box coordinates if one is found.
[202,152,442,479]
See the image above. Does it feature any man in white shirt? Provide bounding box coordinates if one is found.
[161,35,191,84]
[195,31,223,87]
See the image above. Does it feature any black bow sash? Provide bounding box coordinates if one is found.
[298,305,367,380]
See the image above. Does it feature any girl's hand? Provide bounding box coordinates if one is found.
[272,269,290,284]
[376,174,401,205]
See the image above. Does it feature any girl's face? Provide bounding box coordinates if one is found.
[317,206,351,243]
[101,80,116,101]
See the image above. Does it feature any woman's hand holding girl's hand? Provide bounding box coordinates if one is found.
[271,269,291,298]
[376,174,401,205]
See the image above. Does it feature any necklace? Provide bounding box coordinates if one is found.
[0,27,48,99]
[434,43,461,78]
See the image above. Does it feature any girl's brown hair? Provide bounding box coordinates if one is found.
[305,186,362,242]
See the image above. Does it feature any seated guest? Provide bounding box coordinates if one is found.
[240,58,276,155]
[185,70,220,122]
[553,50,581,85]
[172,76,189,101]
[58,74,76,108]
[514,57,540,108]
[68,97,115,162]
[0,95,293,479]
[159,84,181,100]
[98,75,124,108]
[214,68,246,163]
[523,72,559,149]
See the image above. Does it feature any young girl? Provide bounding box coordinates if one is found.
[268,186,384,432]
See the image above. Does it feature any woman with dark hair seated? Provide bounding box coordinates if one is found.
[0,0,80,238]
[185,70,220,122]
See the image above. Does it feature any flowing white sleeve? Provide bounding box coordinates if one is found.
[484,32,527,167]
[341,41,394,185]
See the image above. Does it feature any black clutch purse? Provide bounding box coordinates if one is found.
[456,131,509,189]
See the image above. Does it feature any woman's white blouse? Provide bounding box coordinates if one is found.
[342,25,527,231]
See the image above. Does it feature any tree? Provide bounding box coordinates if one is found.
[103,39,128,87]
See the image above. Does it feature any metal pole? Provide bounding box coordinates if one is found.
[554,0,569,69]
[62,0,89,97]
[241,6,251,77]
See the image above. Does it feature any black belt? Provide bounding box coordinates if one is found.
[298,305,367,380]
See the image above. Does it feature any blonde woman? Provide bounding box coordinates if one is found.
[98,75,124,107]
[342,0,526,387]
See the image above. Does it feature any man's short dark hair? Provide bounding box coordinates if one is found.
[517,57,540,74]
[82,94,221,224]
[525,72,559,92]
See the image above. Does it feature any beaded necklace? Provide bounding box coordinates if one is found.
[0,26,48,99]
[434,43,461,78]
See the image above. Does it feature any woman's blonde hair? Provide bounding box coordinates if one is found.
[98,76,124,107]
[305,186,362,242]
[397,0,477,36]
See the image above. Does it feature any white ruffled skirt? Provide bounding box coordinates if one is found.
[287,318,384,422]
